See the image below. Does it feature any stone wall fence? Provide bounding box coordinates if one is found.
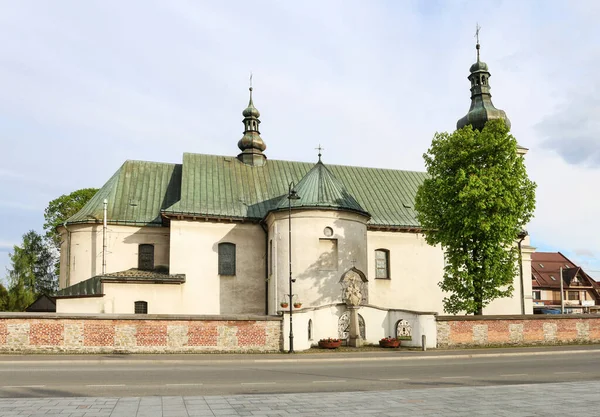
[0,313,282,354]
[437,314,600,348]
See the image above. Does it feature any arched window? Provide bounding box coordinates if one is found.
[375,249,390,279]
[138,244,154,270]
[218,242,236,276]
[134,301,148,314]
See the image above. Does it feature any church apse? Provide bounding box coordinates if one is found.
[268,210,369,310]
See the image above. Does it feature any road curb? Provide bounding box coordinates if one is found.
[0,348,598,365]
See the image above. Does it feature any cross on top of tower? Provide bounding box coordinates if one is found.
[475,23,481,61]
[316,144,324,162]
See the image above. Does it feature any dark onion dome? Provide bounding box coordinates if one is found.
[469,60,489,73]
[457,42,511,131]
[237,87,267,165]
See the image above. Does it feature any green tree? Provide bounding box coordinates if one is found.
[0,283,8,311]
[43,188,98,275]
[43,188,98,251]
[414,120,536,315]
[4,230,57,311]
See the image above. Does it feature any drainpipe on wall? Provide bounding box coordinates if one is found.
[260,221,269,315]
[560,267,565,314]
[102,199,107,275]
[63,221,71,287]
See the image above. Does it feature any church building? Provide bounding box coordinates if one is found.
[55,40,535,349]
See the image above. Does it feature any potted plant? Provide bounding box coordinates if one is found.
[280,301,289,308]
[293,301,302,308]
[318,338,342,349]
[379,336,400,348]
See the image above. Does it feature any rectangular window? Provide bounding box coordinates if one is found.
[568,291,580,301]
[138,244,154,270]
[532,290,541,300]
[375,249,390,279]
[218,242,236,275]
[134,301,148,314]
[318,239,338,270]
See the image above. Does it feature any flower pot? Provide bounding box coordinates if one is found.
[293,303,302,308]
[379,339,400,348]
[280,303,289,308]
[318,340,342,349]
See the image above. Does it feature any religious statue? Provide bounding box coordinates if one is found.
[344,279,362,306]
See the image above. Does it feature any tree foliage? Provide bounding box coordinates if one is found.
[2,230,57,311]
[414,120,536,315]
[43,188,98,251]
[0,284,8,311]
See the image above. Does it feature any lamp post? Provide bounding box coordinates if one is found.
[517,230,528,315]
[287,181,300,353]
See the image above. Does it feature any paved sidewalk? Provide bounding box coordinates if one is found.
[0,381,598,416]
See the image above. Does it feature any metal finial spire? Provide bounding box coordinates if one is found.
[248,72,253,104]
[315,144,324,162]
[475,23,481,61]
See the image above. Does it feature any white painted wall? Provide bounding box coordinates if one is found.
[367,231,445,312]
[103,283,185,314]
[56,297,104,313]
[58,224,170,288]
[169,220,266,315]
[266,210,369,315]
[281,305,437,351]
[58,216,532,318]
[56,283,184,314]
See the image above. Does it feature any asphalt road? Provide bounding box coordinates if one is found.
[1,347,600,398]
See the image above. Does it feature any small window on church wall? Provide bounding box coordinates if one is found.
[134,301,148,314]
[308,319,313,340]
[138,244,154,270]
[375,249,390,279]
[218,242,236,276]
[318,239,338,270]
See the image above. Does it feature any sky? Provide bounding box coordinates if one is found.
[1,0,600,285]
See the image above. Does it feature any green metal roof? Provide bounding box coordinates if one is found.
[55,269,186,297]
[67,160,182,226]
[70,153,426,229]
[273,160,368,216]
[56,276,102,297]
[163,153,425,228]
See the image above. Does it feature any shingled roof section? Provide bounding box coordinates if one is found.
[66,160,182,226]
[163,153,425,228]
[55,269,186,298]
[531,252,596,289]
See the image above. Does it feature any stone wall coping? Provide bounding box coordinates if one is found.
[436,314,600,322]
[278,303,437,316]
[0,312,283,322]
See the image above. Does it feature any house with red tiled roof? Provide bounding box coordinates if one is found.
[531,252,600,313]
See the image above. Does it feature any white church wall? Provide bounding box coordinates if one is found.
[266,210,369,314]
[58,224,170,288]
[280,304,437,351]
[102,283,184,314]
[169,220,266,315]
[367,231,446,313]
[56,297,104,313]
